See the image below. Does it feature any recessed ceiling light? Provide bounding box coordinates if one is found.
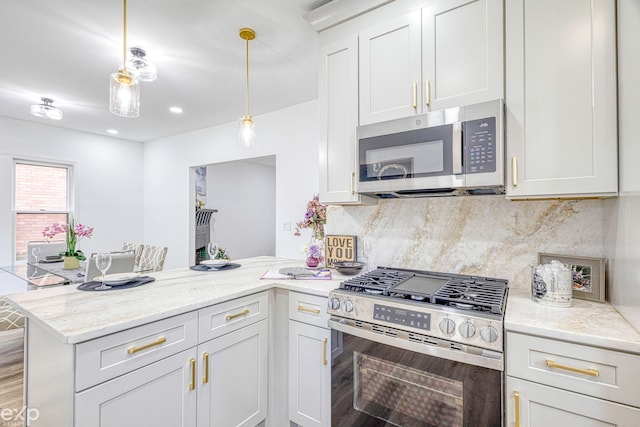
[169,106,183,114]
[107,129,119,135]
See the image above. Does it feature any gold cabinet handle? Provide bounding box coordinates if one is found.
[189,358,196,391]
[322,337,328,366]
[298,305,321,315]
[226,309,249,321]
[127,336,166,354]
[202,352,209,384]
[511,156,518,187]
[425,79,431,107]
[546,359,599,377]
[412,82,418,109]
[514,391,520,427]
[350,171,356,195]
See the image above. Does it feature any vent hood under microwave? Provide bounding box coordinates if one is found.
[356,99,504,198]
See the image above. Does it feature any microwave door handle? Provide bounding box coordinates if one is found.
[452,122,463,174]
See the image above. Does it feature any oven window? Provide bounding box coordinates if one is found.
[354,353,463,426]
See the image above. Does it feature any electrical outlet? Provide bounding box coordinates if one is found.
[283,220,291,231]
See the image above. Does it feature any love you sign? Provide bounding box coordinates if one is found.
[325,235,357,268]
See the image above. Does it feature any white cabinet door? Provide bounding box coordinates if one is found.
[288,320,331,427]
[506,377,640,427]
[422,0,503,110]
[75,348,197,427]
[359,10,422,125]
[505,0,618,199]
[197,320,268,427]
[318,37,374,205]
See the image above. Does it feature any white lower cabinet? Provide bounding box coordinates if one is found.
[76,348,198,427]
[507,377,640,427]
[288,292,331,427]
[506,332,640,426]
[197,320,268,427]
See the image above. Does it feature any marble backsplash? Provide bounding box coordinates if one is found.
[326,195,605,290]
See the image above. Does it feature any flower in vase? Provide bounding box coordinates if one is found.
[42,217,93,260]
[294,194,327,238]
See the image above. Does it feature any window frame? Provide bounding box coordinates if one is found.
[13,159,75,263]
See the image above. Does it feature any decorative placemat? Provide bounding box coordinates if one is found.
[77,276,155,291]
[189,263,241,272]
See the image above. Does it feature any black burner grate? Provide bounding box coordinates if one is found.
[433,278,507,315]
[340,268,413,295]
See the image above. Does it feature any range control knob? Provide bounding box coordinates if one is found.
[458,321,476,338]
[439,318,456,335]
[480,325,499,343]
[343,299,354,313]
[329,298,340,311]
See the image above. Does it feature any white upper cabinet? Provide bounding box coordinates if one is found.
[318,37,376,205]
[505,0,618,199]
[359,11,423,125]
[359,0,503,125]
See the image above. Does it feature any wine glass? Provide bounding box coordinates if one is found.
[95,253,113,290]
[31,247,41,264]
[207,242,219,260]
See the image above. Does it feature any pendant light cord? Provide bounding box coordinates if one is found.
[245,36,249,117]
[123,0,128,72]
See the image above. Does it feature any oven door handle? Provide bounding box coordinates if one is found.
[328,317,504,372]
[452,121,463,175]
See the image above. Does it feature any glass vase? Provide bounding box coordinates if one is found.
[306,226,325,269]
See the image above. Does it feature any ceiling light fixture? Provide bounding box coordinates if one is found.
[127,47,157,82]
[109,0,140,117]
[107,129,119,135]
[238,27,256,147]
[169,106,183,114]
[30,98,63,120]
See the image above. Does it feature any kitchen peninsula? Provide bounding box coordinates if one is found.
[5,256,342,427]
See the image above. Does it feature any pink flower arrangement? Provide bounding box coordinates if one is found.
[294,195,327,238]
[43,218,93,260]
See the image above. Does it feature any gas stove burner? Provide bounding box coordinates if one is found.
[411,295,426,301]
[364,289,384,295]
[451,302,475,310]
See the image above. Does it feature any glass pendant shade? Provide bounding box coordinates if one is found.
[109,69,140,117]
[127,47,157,82]
[30,98,63,120]
[238,115,256,147]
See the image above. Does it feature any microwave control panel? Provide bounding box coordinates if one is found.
[464,117,496,174]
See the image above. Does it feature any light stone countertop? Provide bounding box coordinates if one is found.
[4,256,347,345]
[505,287,640,355]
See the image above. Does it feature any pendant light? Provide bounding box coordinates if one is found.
[30,98,63,120]
[238,28,256,147]
[127,47,157,82]
[109,0,140,117]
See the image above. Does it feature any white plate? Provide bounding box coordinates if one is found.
[201,259,228,268]
[95,273,140,286]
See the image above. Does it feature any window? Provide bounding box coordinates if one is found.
[14,161,72,261]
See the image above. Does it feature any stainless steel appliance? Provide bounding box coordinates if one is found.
[328,267,508,426]
[356,99,504,198]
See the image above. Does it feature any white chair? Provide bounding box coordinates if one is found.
[27,241,66,263]
[84,251,136,283]
[137,245,168,272]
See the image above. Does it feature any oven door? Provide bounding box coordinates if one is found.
[331,326,503,427]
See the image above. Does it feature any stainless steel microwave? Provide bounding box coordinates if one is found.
[356,99,504,197]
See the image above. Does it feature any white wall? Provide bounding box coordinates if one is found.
[0,117,144,265]
[604,0,640,331]
[205,159,276,259]
[143,100,319,269]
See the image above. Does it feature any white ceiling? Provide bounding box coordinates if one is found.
[0,0,330,142]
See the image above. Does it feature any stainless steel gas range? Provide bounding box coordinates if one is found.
[328,267,509,427]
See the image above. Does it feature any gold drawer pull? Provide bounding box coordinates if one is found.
[512,156,518,187]
[189,358,196,391]
[546,359,599,377]
[322,337,328,366]
[412,82,418,109]
[226,308,250,321]
[350,171,356,195]
[202,352,209,384]
[425,79,431,107]
[514,391,520,427]
[127,336,166,354]
[298,305,320,315]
